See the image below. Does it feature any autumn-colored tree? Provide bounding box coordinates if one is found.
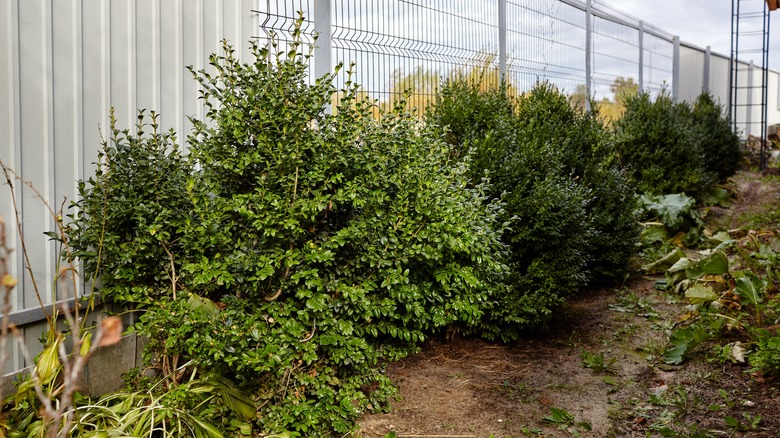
[379,53,518,116]
[597,76,639,123]
[380,66,441,114]
[570,83,589,112]
[611,76,639,105]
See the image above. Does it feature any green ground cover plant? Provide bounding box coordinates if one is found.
[647,220,780,373]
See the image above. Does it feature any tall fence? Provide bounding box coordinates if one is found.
[1,0,780,377]
[261,0,676,108]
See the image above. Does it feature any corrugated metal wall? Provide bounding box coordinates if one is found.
[678,43,780,137]
[0,0,259,374]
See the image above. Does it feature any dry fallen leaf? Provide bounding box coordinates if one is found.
[98,316,123,347]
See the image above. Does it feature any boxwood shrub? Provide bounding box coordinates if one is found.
[68,26,509,435]
[428,80,639,340]
[613,91,718,196]
[691,91,742,180]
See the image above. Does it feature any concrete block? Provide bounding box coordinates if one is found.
[80,333,138,396]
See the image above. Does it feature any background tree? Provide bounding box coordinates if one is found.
[570,83,589,112]
[611,76,639,106]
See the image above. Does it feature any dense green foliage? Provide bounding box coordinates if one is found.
[691,92,742,180]
[68,111,192,304]
[613,91,715,196]
[428,80,639,339]
[512,85,639,284]
[68,27,508,435]
[614,90,741,197]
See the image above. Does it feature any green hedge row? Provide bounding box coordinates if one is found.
[614,91,740,196]
[64,23,741,436]
[69,34,508,435]
[427,81,639,339]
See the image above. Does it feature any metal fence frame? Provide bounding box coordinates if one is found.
[258,0,677,109]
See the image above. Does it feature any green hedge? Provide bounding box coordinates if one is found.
[692,91,742,180]
[428,81,639,340]
[69,29,508,435]
[613,90,738,197]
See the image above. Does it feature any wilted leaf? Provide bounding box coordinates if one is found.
[685,284,718,305]
[686,250,729,278]
[2,274,17,288]
[667,257,693,274]
[642,248,684,274]
[98,316,123,347]
[669,231,688,247]
[726,341,747,363]
[706,230,732,245]
[641,224,668,245]
[667,251,730,291]
[664,325,710,365]
[735,272,765,306]
[666,257,693,287]
[640,193,696,231]
[673,279,691,294]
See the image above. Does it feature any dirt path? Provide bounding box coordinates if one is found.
[358,171,780,438]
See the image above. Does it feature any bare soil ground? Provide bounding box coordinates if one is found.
[358,171,780,438]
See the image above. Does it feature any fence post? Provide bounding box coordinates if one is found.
[585,0,592,112]
[703,46,711,93]
[313,0,332,111]
[638,21,644,93]
[498,0,507,83]
[672,35,680,101]
[748,61,754,137]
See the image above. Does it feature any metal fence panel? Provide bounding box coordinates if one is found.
[506,0,587,94]
[680,45,707,102]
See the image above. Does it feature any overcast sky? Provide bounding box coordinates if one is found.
[608,0,780,71]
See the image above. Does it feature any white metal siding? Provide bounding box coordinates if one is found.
[709,54,732,107]
[0,0,259,374]
[679,45,705,102]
